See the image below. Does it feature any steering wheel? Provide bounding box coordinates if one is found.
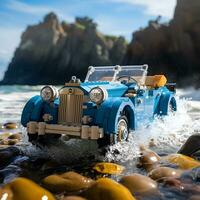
[117,75,138,84]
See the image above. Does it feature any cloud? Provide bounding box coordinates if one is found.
[110,0,176,18]
[6,0,51,15]
[6,0,74,21]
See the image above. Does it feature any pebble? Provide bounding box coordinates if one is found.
[43,171,94,193]
[84,178,135,200]
[1,177,55,200]
[93,162,124,175]
[8,133,22,140]
[120,173,158,195]
[0,139,19,145]
[3,122,18,130]
[164,154,200,170]
[137,146,161,172]
[0,132,11,140]
[148,167,183,180]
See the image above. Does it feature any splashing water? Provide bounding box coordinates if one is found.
[1,86,200,164]
[105,95,200,162]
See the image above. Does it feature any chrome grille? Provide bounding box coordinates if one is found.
[58,88,84,125]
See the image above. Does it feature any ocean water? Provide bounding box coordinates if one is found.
[1,85,200,156]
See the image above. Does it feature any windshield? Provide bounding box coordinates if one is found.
[85,65,148,85]
[85,66,116,82]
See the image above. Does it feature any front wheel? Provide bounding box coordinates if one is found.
[97,116,129,147]
[110,116,129,144]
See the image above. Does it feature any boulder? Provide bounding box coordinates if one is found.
[1,177,55,200]
[84,178,135,200]
[148,167,183,180]
[120,173,158,195]
[164,153,200,170]
[43,171,94,193]
[137,146,161,172]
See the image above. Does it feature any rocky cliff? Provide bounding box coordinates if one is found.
[124,0,200,86]
[1,13,127,84]
[1,0,200,86]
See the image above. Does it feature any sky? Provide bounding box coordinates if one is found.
[0,0,177,80]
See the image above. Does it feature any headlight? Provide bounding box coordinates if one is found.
[89,87,108,104]
[40,86,57,102]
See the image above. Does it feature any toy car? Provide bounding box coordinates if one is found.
[21,65,177,146]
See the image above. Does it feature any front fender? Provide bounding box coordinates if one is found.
[107,98,135,134]
[96,98,135,134]
[21,95,43,127]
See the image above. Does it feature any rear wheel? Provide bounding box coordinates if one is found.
[168,97,177,114]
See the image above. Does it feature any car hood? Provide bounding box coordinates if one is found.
[80,81,128,97]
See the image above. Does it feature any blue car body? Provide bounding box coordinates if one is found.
[21,65,177,144]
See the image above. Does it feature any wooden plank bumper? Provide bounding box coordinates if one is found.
[27,122,104,140]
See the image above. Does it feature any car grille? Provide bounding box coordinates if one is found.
[58,87,84,125]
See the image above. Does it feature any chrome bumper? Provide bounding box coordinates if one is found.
[27,122,104,140]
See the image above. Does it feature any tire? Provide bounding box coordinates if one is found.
[97,116,130,147]
[110,116,129,144]
[168,97,177,113]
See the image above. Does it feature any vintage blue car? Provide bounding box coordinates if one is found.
[21,65,177,146]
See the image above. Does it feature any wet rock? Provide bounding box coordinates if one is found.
[0,139,19,145]
[137,146,161,172]
[0,156,32,183]
[178,134,200,156]
[161,177,184,189]
[180,167,200,182]
[0,132,11,140]
[8,133,22,140]
[164,154,200,170]
[162,177,200,194]
[120,173,158,195]
[93,162,124,175]
[43,171,94,193]
[0,164,23,183]
[1,177,55,200]
[0,146,20,168]
[189,195,200,200]
[63,196,87,200]
[148,167,183,181]
[3,122,18,129]
[84,178,135,200]
[149,139,157,148]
